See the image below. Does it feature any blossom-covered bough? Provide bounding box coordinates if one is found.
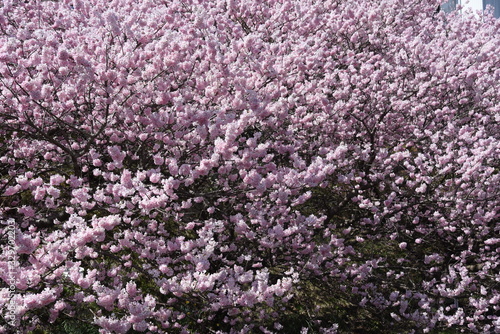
[0,0,499,333]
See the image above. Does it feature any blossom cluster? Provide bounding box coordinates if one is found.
[0,0,499,333]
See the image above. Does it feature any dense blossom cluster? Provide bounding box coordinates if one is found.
[0,0,499,333]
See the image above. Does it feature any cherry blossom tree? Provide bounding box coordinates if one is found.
[0,0,499,333]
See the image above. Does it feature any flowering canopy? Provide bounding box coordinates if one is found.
[0,0,499,333]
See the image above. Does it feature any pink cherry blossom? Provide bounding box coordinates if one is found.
[0,0,499,333]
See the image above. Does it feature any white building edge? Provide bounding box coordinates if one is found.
[442,0,500,17]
